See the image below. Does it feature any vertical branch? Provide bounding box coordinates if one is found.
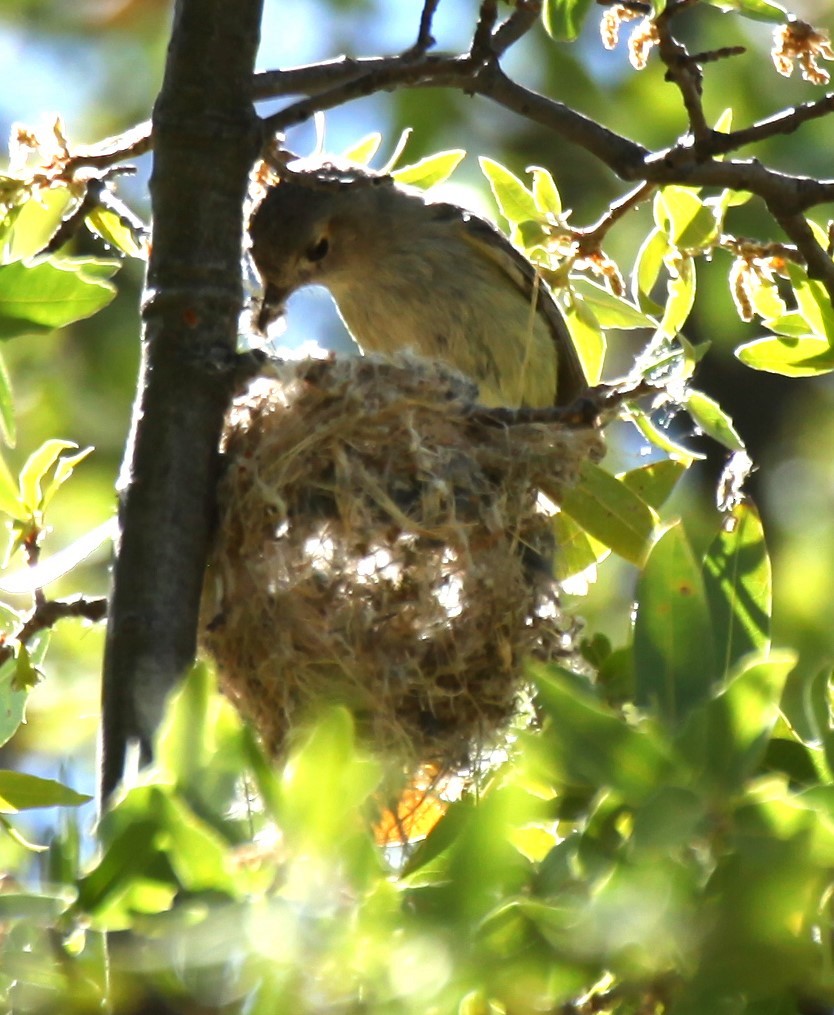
[99,0,264,804]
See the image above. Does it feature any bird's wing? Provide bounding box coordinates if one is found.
[430,203,588,406]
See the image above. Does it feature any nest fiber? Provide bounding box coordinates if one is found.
[202,355,605,769]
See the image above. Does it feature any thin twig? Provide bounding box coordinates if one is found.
[688,45,746,65]
[655,12,709,141]
[575,180,656,253]
[467,62,649,176]
[408,0,442,56]
[471,0,500,61]
[260,53,470,136]
[22,536,46,611]
[493,0,542,53]
[254,56,409,101]
[0,596,108,668]
[469,379,657,428]
[768,208,834,303]
[708,93,834,155]
[65,120,152,173]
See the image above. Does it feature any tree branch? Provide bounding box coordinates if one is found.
[99,0,264,806]
[0,597,107,668]
[655,12,709,141]
[709,93,834,154]
[59,3,834,310]
[410,0,442,56]
[768,208,834,299]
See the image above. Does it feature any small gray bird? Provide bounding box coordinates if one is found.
[248,165,587,408]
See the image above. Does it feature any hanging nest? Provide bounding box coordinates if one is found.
[201,354,605,772]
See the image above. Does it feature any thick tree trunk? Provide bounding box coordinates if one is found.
[100,0,263,804]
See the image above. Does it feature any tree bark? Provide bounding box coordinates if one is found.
[99,0,263,804]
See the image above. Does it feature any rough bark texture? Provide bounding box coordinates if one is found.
[100,1,263,803]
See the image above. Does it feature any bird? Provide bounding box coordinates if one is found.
[248,163,587,409]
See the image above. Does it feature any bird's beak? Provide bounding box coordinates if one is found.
[255,281,290,334]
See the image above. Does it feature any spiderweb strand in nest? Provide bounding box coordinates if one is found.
[202,353,606,775]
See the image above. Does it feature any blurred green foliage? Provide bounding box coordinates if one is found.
[1,0,834,1011]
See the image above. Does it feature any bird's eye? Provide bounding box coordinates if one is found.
[306,236,330,262]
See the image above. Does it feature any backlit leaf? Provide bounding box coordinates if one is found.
[392,149,466,189]
[542,0,596,40]
[736,335,834,376]
[0,771,91,812]
[529,165,562,217]
[560,460,656,566]
[341,132,382,165]
[634,522,716,724]
[479,157,540,229]
[0,258,116,339]
[685,390,744,452]
[619,459,687,509]
[703,502,772,676]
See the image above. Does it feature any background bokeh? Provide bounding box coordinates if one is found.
[1,0,833,831]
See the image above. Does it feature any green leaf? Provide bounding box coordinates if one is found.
[0,258,116,339]
[40,445,92,513]
[763,311,814,338]
[155,792,238,895]
[750,277,787,320]
[632,227,668,315]
[0,889,74,923]
[0,771,91,812]
[76,812,163,916]
[0,657,28,749]
[0,350,14,446]
[14,643,42,693]
[563,298,606,385]
[560,460,657,566]
[656,187,718,249]
[633,522,717,724]
[627,406,704,463]
[402,799,474,877]
[479,157,541,229]
[392,149,466,189]
[528,665,674,801]
[377,127,413,175]
[684,390,744,452]
[280,707,381,853]
[85,205,145,258]
[677,653,795,793]
[64,256,120,281]
[1,186,74,263]
[631,786,703,852]
[597,645,636,704]
[788,264,834,343]
[551,511,604,581]
[18,439,77,515]
[156,662,215,792]
[156,663,252,821]
[713,108,734,134]
[706,0,788,22]
[529,166,561,217]
[619,459,687,509]
[542,0,596,40]
[341,132,382,165]
[0,451,22,517]
[763,738,821,785]
[658,255,696,338]
[702,502,772,676]
[572,277,655,329]
[736,335,834,376]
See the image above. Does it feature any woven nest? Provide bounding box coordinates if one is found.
[202,354,605,771]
